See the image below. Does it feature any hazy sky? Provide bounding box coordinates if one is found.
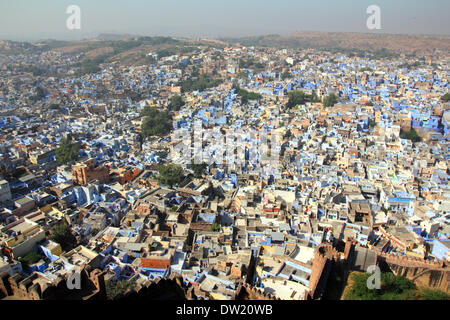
[0,0,449,41]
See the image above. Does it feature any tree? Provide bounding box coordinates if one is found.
[323,93,338,107]
[190,162,207,178]
[170,95,185,111]
[106,279,137,300]
[440,92,450,102]
[78,58,103,75]
[141,106,172,137]
[50,223,77,252]
[237,71,248,79]
[286,91,306,109]
[31,86,47,101]
[158,163,184,188]
[284,129,292,139]
[400,128,422,142]
[419,288,449,300]
[20,251,44,266]
[156,49,175,60]
[281,71,291,80]
[341,272,450,300]
[56,136,80,165]
[180,73,222,92]
[210,223,221,232]
[237,88,262,104]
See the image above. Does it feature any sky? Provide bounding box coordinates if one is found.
[0,0,449,41]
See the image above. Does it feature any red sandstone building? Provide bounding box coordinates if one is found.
[72,159,110,186]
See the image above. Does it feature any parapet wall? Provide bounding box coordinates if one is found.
[235,283,280,300]
[377,251,445,269]
[375,251,449,292]
[0,267,106,300]
[114,273,189,300]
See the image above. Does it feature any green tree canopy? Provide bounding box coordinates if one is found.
[190,162,207,178]
[400,128,422,142]
[237,88,262,104]
[281,71,291,80]
[21,251,45,266]
[78,58,104,75]
[323,93,338,107]
[49,223,77,252]
[237,71,248,79]
[180,73,222,92]
[440,92,450,102]
[56,136,80,165]
[106,279,137,300]
[141,106,172,137]
[158,163,184,188]
[170,95,185,111]
[344,272,449,300]
[283,129,292,139]
[286,91,306,109]
[210,223,221,232]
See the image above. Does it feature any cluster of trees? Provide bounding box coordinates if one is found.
[78,57,104,75]
[23,65,48,77]
[344,272,449,300]
[441,92,450,102]
[169,95,185,111]
[236,88,262,104]
[239,58,264,70]
[400,128,422,142]
[105,279,137,300]
[210,223,221,232]
[286,90,306,108]
[322,93,338,107]
[55,136,80,165]
[20,251,44,266]
[136,36,179,46]
[280,71,291,80]
[399,61,422,70]
[190,162,207,178]
[156,49,176,60]
[30,86,47,102]
[237,71,248,79]
[180,74,222,92]
[141,106,172,137]
[157,163,184,188]
[156,45,196,60]
[286,90,323,109]
[50,223,77,252]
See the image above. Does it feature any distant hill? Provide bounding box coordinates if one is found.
[221,31,450,55]
[96,33,139,41]
[2,31,448,67]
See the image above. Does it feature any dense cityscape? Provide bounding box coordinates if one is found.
[0,33,449,301]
